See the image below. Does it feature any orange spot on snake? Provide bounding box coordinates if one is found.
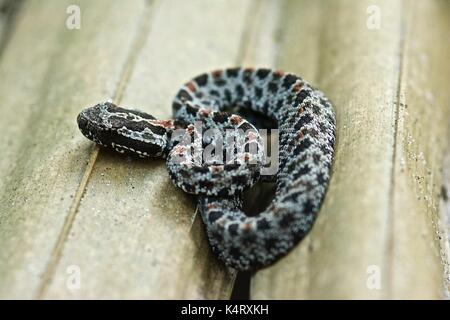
[186,82,196,92]
[230,115,243,125]
[274,70,285,77]
[149,119,174,129]
[212,69,223,78]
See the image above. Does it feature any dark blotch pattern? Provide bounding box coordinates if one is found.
[79,68,336,272]
[194,73,208,87]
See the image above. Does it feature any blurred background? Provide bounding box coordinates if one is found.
[0,0,449,299]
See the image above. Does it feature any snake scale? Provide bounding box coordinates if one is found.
[77,68,336,271]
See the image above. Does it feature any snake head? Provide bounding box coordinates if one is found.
[77,102,174,158]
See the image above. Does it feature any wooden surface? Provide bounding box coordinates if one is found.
[250,0,450,299]
[0,0,449,299]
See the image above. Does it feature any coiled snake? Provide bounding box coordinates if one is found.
[77,68,335,271]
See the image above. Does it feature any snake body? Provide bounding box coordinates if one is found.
[77,68,336,271]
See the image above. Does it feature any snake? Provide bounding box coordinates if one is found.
[77,68,336,271]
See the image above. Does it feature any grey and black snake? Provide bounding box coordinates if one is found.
[77,68,336,271]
